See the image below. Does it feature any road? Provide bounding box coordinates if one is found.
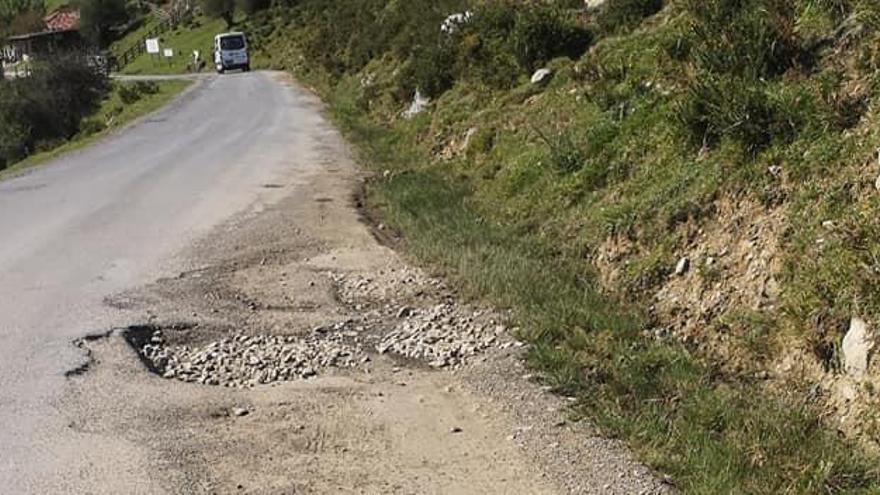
[0,72,312,492]
[0,71,665,494]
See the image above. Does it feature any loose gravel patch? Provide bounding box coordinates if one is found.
[133,267,514,385]
[137,327,365,388]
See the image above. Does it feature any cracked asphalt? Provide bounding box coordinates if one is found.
[0,71,315,492]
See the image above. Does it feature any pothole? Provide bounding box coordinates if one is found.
[125,324,365,388]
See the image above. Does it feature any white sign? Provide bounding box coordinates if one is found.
[145,38,159,54]
[163,48,173,58]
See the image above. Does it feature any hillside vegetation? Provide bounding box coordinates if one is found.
[235,0,880,491]
[0,58,187,172]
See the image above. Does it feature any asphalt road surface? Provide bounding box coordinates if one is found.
[0,72,311,493]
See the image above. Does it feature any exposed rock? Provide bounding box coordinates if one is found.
[232,407,249,417]
[530,68,553,86]
[674,257,690,276]
[842,317,874,377]
[441,12,472,34]
[402,89,429,120]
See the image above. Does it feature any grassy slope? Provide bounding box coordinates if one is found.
[1,80,190,179]
[119,16,227,75]
[324,79,880,495]
[240,1,880,491]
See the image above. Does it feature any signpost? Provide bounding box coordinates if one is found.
[145,38,159,54]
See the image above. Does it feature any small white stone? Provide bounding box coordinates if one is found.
[675,257,690,276]
[842,317,874,377]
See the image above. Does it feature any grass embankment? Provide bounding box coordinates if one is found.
[118,15,227,75]
[326,85,880,495]
[238,0,880,491]
[1,80,189,179]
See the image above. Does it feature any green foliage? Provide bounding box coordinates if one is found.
[685,0,804,80]
[273,0,590,94]
[117,80,158,104]
[534,126,584,175]
[596,0,664,34]
[0,56,107,168]
[235,0,267,15]
[675,0,817,153]
[678,76,801,153]
[0,0,42,36]
[511,3,592,72]
[200,0,234,28]
[77,0,129,45]
[8,8,46,35]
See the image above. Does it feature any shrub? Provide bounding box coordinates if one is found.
[117,81,158,104]
[677,0,812,152]
[511,4,592,72]
[534,126,585,174]
[0,83,29,168]
[199,0,234,28]
[0,55,107,168]
[684,0,802,80]
[596,0,664,34]
[678,75,802,153]
[236,0,269,15]
[77,0,130,45]
[400,40,458,99]
[451,1,591,89]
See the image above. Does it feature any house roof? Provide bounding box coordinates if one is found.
[44,7,80,32]
[6,7,80,41]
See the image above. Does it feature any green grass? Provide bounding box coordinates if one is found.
[323,81,880,494]
[119,16,230,75]
[1,80,190,180]
[110,16,163,58]
[43,0,68,11]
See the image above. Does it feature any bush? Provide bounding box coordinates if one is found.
[77,0,130,45]
[534,126,585,175]
[0,55,107,168]
[0,83,30,168]
[400,40,458,99]
[236,0,269,15]
[596,0,664,34]
[200,0,234,28]
[511,4,592,72]
[684,0,802,80]
[117,81,158,104]
[677,0,811,152]
[678,75,801,153]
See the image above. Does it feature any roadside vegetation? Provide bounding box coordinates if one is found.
[0,56,188,173]
[116,14,227,74]
[233,0,880,492]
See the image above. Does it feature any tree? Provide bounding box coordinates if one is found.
[0,0,43,37]
[9,9,46,35]
[235,0,268,15]
[200,0,234,28]
[76,0,129,46]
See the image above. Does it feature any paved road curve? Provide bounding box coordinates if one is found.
[0,72,318,493]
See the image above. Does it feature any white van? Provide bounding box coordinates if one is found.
[214,32,250,73]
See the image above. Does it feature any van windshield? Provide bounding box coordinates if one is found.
[220,36,245,50]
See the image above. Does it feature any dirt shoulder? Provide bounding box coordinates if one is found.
[63,78,668,494]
